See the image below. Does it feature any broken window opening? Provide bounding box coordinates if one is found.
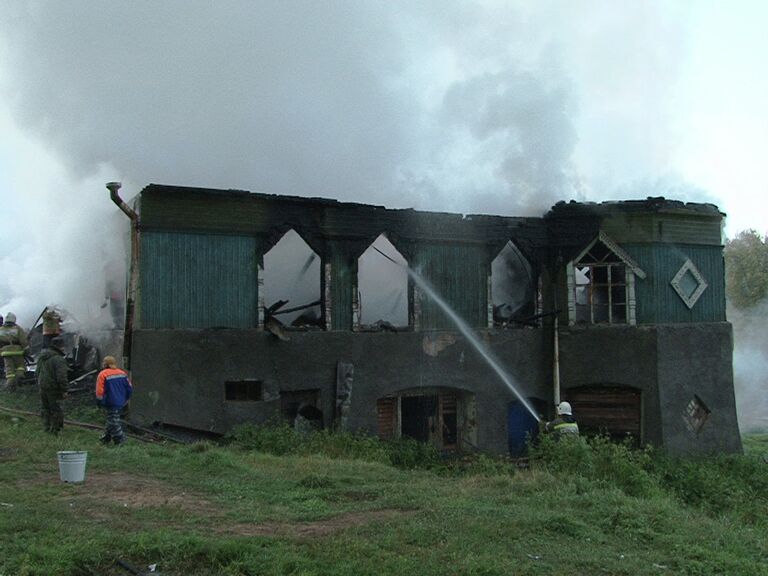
[376,388,472,452]
[357,233,409,330]
[683,395,710,435]
[491,241,536,328]
[225,380,263,402]
[573,241,628,325]
[263,229,322,330]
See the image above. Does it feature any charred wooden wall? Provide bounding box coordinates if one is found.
[127,186,741,455]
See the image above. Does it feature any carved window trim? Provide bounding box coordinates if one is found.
[566,232,645,326]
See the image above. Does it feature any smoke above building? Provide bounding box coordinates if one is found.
[0,2,764,431]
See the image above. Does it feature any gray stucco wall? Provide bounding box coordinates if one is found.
[656,323,741,455]
[129,322,741,454]
[130,328,550,453]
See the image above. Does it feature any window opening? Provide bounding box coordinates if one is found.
[573,240,628,325]
[491,241,535,327]
[683,395,710,435]
[225,380,263,402]
[263,229,322,329]
[357,233,408,329]
[376,389,467,451]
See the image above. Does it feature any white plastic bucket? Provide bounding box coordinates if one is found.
[57,451,88,483]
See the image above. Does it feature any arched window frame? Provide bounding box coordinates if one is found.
[566,231,646,326]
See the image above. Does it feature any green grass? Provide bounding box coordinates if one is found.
[1,388,767,575]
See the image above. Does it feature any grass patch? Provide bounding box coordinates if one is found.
[1,388,767,575]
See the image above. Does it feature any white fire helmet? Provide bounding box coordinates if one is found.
[4,312,16,324]
[557,401,572,416]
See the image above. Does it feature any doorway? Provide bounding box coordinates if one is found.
[401,395,437,442]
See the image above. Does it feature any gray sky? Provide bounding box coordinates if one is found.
[1,1,767,325]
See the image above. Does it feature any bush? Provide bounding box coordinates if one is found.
[529,434,659,498]
[649,452,768,521]
[225,423,441,470]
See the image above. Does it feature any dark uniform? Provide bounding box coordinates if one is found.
[36,341,69,434]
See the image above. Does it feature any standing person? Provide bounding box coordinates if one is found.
[95,356,132,446]
[36,336,69,434]
[0,313,28,390]
[544,401,580,438]
[41,308,63,349]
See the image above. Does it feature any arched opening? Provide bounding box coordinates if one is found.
[491,241,535,327]
[357,233,408,330]
[263,229,322,329]
[564,385,642,445]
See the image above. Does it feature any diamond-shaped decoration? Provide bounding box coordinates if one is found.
[671,259,708,309]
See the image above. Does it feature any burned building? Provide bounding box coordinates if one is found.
[118,184,741,455]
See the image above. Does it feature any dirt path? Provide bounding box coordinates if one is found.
[43,471,414,538]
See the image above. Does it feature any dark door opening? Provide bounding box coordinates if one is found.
[401,395,437,442]
[280,389,321,427]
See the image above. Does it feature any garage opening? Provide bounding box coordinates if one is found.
[565,385,641,445]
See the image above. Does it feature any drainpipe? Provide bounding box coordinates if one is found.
[553,314,560,406]
[107,182,139,369]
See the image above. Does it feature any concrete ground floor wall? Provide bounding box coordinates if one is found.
[129,322,741,455]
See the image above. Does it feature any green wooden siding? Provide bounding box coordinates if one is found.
[415,243,488,330]
[623,243,726,324]
[330,252,354,330]
[140,231,258,329]
[602,214,722,246]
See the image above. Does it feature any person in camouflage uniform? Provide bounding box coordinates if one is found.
[41,307,63,349]
[36,336,69,434]
[0,312,28,390]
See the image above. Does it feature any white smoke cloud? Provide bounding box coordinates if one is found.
[729,303,768,433]
[0,2,764,434]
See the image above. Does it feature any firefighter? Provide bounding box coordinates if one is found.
[41,307,63,349]
[36,335,69,434]
[544,401,580,438]
[0,312,28,390]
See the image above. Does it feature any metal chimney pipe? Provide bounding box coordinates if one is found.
[107,182,139,369]
[106,181,138,221]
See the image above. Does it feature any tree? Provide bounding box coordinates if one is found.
[724,229,768,309]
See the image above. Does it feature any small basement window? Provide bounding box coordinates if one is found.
[225,380,263,402]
